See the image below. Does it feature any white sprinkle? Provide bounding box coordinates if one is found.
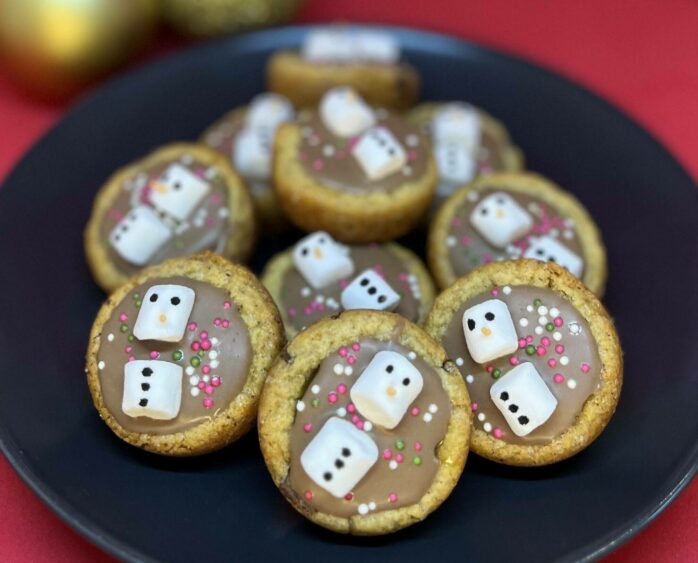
[190,387,200,397]
[389,460,398,470]
[322,144,335,157]
[467,191,479,202]
[446,236,457,248]
[429,404,438,414]
[526,305,534,312]
[567,379,577,389]
[98,361,105,370]
[519,318,529,327]
[568,322,582,335]
[537,305,548,315]
[502,286,512,295]
[368,501,376,511]
[550,228,559,238]
[333,363,344,375]
[535,326,544,335]
[560,356,570,366]
[364,421,373,432]
[189,375,200,385]
[107,333,114,342]
[203,375,210,383]
[210,360,219,369]
[296,400,305,412]
[208,351,218,360]
[553,331,563,341]
[316,295,325,303]
[301,287,311,297]
[358,504,369,515]
[205,166,218,180]
[538,316,548,325]
[301,126,313,137]
[344,366,353,376]
[423,413,433,423]
[406,133,419,147]
[180,154,193,165]
[478,413,486,422]
[218,207,229,218]
[548,307,559,318]
[563,229,574,240]
[484,422,492,432]
[408,351,417,360]
[465,374,474,384]
[185,366,195,376]
[311,384,320,394]
[337,407,347,417]
[455,357,464,366]
[211,337,219,345]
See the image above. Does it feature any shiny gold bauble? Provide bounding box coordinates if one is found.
[162,0,304,38]
[0,0,159,99]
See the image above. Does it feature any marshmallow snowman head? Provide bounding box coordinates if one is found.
[351,126,407,180]
[470,192,534,248]
[435,143,478,184]
[319,87,376,138]
[340,269,401,312]
[301,29,356,63]
[149,164,210,221]
[109,205,172,266]
[292,231,354,289]
[523,235,583,277]
[300,417,379,498]
[245,93,294,132]
[122,360,183,420]
[350,351,424,429]
[490,362,558,436]
[233,127,273,180]
[432,103,481,152]
[462,299,519,364]
[353,30,400,63]
[133,285,196,342]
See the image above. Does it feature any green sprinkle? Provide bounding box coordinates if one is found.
[395,440,405,451]
[413,455,422,466]
[127,335,135,342]
[120,324,129,333]
[174,239,185,249]
[172,350,183,362]
[525,345,535,356]
[190,356,201,367]
[135,300,142,308]
[132,293,140,300]
[492,368,502,379]
[198,350,205,358]
[534,298,542,307]
[311,397,320,408]
[546,323,555,332]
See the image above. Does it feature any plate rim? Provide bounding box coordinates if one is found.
[0,23,696,563]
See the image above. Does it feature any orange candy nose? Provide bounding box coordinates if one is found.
[159,314,167,323]
[313,247,324,259]
[386,386,397,397]
[481,327,492,336]
[496,208,505,219]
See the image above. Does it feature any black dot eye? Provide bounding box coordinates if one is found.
[549,257,556,263]
[139,398,148,407]
[150,293,158,303]
[536,249,545,256]
[301,247,308,256]
[485,312,495,321]
[342,448,351,457]
[174,182,181,190]
[385,365,394,373]
[508,404,518,413]
[141,383,150,391]
[467,319,476,331]
[121,225,128,232]
[402,378,410,386]
[318,237,325,244]
[171,296,181,306]
[378,295,387,303]
[360,278,369,286]
[323,472,332,481]
[114,235,120,241]
[500,391,509,401]
[481,208,488,215]
[334,459,344,469]
[497,197,505,204]
[518,416,529,425]
[142,368,153,377]
[368,287,377,295]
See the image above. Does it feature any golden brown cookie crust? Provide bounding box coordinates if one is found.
[424,259,622,466]
[84,142,256,293]
[407,102,525,172]
[273,122,437,243]
[266,50,420,111]
[258,310,471,534]
[262,242,437,339]
[200,107,290,231]
[85,253,285,456]
[428,172,607,295]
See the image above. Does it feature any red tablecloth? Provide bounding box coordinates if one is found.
[0,1,696,561]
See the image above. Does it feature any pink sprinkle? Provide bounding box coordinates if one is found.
[351,415,360,424]
[191,342,200,351]
[555,344,565,354]
[414,441,422,452]
[339,279,349,289]
[452,216,462,226]
[536,346,546,356]
[518,338,527,349]
[213,318,222,327]
[205,217,216,227]
[541,337,551,346]
[389,493,398,503]
[554,316,564,327]
[312,159,324,170]
[347,403,356,413]
[125,346,133,354]
[491,288,499,297]
[128,356,136,362]
[396,454,404,463]
[553,373,565,384]
[203,398,214,409]
[304,491,313,500]
[483,254,493,264]
[316,303,326,312]
[411,407,420,416]
[149,351,159,360]
[486,366,494,373]
[352,343,361,351]
[222,320,230,329]
[471,403,478,412]
[200,331,209,340]
[201,340,212,351]
[303,306,312,316]
[493,428,504,439]
[288,308,296,318]
[510,357,520,366]
[205,385,214,395]
[198,381,206,389]
[223,301,232,309]
[347,356,356,365]
[202,365,211,375]
[188,322,197,331]
[548,358,557,368]
[119,313,128,322]
[398,272,408,281]
[383,449,393,460]
[337,384,348,394]
[338,347,348,358]
[335,150,345,159]
[298,152,307,161]
[211,377,221,387]
[581,362,591,373]
[461,235,471,246]
[328,392,338,404]
[356,421,364,430]
[526,335,534,343]
[407,149,418,161]
[303,423,313,432]
[211,193,223,205]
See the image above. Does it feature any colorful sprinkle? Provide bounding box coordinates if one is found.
[413,455,422,465]
[493,428,504,439]
[304,491,313,500]
[492,368,502,379]
[311,398,320,408]
[303,423,313,432]
[190,356,201,367]
[525,345,536,356]
[395,439,405,451]
[203,398,214,409]
[388,493,398,503]
[553,373,565,384]
[172,350,183,361]
[581,362,591,373]
[149,351,159,360]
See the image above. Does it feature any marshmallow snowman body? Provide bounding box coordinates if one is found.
[462,298,519,364]
[524,235,583,277]
[150,164,210,221]
[109,205,172,266]
[292,231,354,289]
[490,362,558,436]
[353,30,400,63]
[340,269,401,311]
[434,143,478,184]
[432,104,481,152]
[319,87,376,138]
[133,285,196,342]
[300,417,379,498]
[350,351,424,429]
[234,127,273,180]
[122,360,183,420]
[351,126,407,180]
[470,192,533,248]
[301,29,356,63]
[245,93,294,132]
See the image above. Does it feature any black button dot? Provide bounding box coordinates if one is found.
[360,278,369,286]
[301,247,308,256]
[485,312,495,321]
[378,295,387,303]
[341,448,351,457]
[518,416,530,425]
[323,472,332,481]
[500,391,509,401]
[141,383,150,391]
[385,365,394,373]
[334,459,344,469]
[508,404,518,413]
[368,287,377,295]
[402,378,410,386]
[139,398,148,407]
[142,368,153,377]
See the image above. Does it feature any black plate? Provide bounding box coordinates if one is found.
[0,25,696,563]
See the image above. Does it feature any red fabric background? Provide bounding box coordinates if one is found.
[0,1,695,561]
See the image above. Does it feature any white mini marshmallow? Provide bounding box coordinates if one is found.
[354,30,400,63]
[122,360,183,420]
[340,269,401,311]
[470,192,533,248]
[351,126,407,180]
[133,285,196,342]
[350,350,423,429]
[244,93,294,132]
[523,235,584,277]
[233,127,273,180]
[434,142,478,184]
[300,417,379,498]
[462,299,519,364]
[292,231,354,289]
[319,87,376,138]
[150,164,210,221]
[109,205,172,266]
[490,362,558,437]
[301,29,356,63]
[432,103,481,152]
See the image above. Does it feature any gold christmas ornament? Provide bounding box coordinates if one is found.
[0,0,159,99]
[162,0,304,38]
